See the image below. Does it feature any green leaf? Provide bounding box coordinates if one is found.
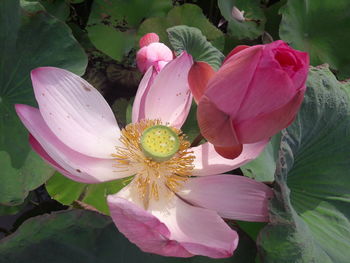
[87,24,135,61]
[46,172,130,215]
[0,152,26,205]
[181,102,201,144]
[89,0,171,28]
[25,0,70,21]
[138,4,225,52]
[0,195,30,216]
[0,0,87,204]
[279,0,350,79]
[218,0,266,40]
[69,0,84,3]
[86,0,172,60]
[237,221,266,242]
[106,64,142,89]
[126,98,133,125]
[0,150,55,206]
[258,65,350,262]
[112,98,130,128]
[241,133,281,182]
[263,0,286,41]
[167,25,224,70]
[81,181,127,215]
[45,172,86,205]
[0,204,25,216]
[0,209,255,262]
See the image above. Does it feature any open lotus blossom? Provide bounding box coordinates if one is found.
[15,52,273,258]
[189,40,309,159]
[136,32,174,73]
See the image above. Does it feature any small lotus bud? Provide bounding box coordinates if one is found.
[139,33,160,48]
[231,6,245,22]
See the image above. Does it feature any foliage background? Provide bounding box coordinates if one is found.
[1,0,349,262]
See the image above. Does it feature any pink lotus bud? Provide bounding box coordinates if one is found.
[196,40,309,158]
[136,33,173,73]
[139,32,159,47]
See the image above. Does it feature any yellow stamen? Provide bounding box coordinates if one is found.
[112,119,194,209]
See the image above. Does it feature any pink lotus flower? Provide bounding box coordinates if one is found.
[190,40,309,159]
[15,53,272,258]
[136,33,173,73]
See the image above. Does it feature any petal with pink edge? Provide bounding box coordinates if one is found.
[222,45,250,64]
[191,141,268,176]
[132,66,157,123]
[150,194,238,258]
[16,104,133,183]
[108,189,238,258]
[178,174,273,222]
[136,43,173,73]
[107,194,193,257]
[155,61,169,72]
[143,52,193,128]
[29,134,84,182]
[197,95,239,147]
[205,45,262,117]
[236,89,305,143]
[31,67,120,159]
[214,144,243,160]
[234,66,296,122]
[188,61,215,103]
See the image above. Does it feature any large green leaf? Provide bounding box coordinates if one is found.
[279,0,350,79]
[0,150,56,206]
[0,196,30,216]
[138,4,225,52]
[0,0,87,204]
[0,152,26,205]
[25,0,70,21]
[87,24,135,62]
[218,0,266,40]
[86,0,172,61]
[242,133,281,182]
[0,209,255,262]
[45,172,131,215]
[167,25,224,70]
[258,65,350,262]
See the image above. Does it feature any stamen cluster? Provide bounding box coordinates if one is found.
[112,119,194,209]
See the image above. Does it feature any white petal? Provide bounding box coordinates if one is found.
[191,141,268,176]
[143,52,193,128]
[32,67,120,158]
[16,104,133,183]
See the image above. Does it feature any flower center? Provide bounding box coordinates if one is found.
[112,120,194,209]
[141,125,180,162]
